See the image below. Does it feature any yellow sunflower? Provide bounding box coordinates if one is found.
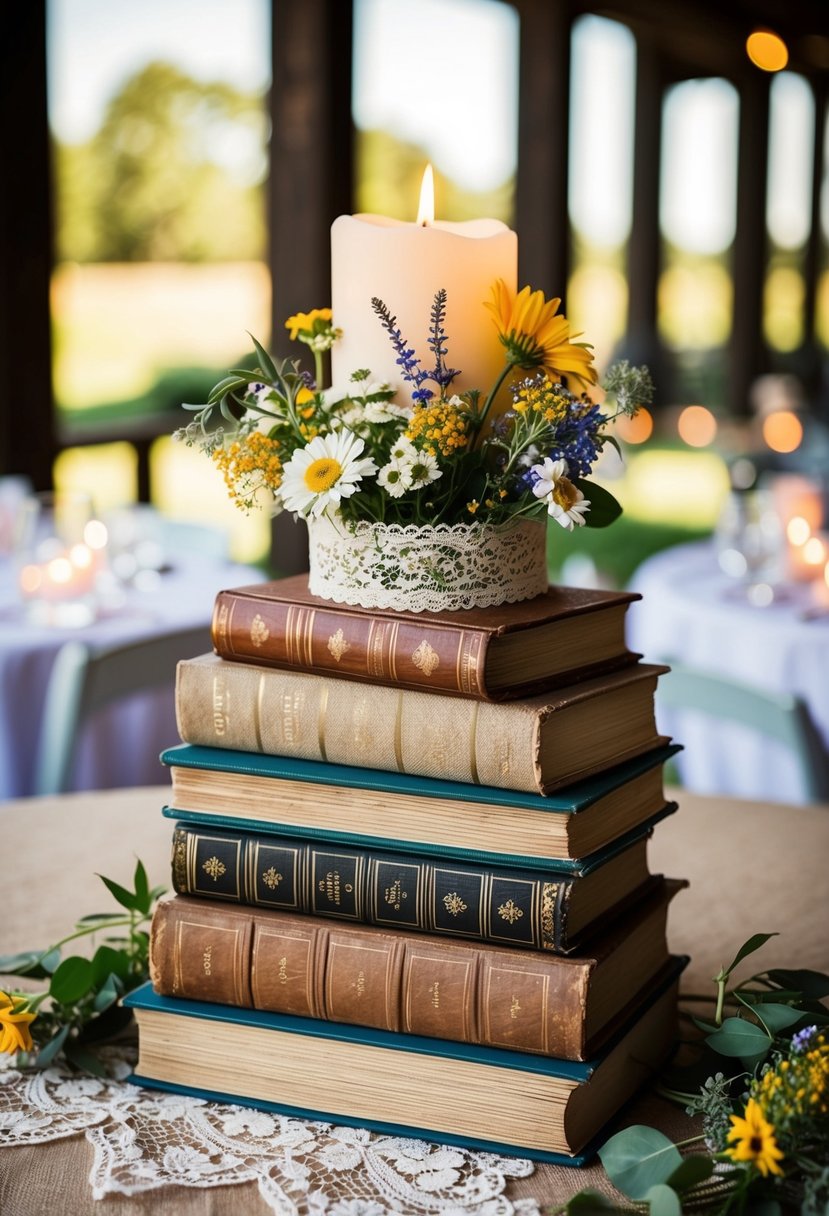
[0,990,36,1055]
[725,1098,785,1177]
[484,279,597,394]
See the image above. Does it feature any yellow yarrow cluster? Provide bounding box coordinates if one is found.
[213,431,283,511]
[754,1032,829,1126]
[512,376,574,424]
[405,400,469,458]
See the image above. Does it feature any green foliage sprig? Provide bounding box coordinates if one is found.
[552,934,829,1216]
[0,860,164,1076]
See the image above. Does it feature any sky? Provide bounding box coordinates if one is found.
[47,0,816,250]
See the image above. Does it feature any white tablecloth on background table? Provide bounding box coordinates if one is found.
[626,540,829,804]
[0,552,265,800]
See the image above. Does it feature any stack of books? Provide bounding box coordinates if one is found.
[125,575,687,1166]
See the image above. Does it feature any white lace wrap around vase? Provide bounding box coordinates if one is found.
[307,515,549,612]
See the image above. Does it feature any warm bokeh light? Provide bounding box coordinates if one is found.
[678,405,718,447]
[48,557,73,584]
[69,543,93,569]
[19,565,43,594]
[787,516,811,546]
[417,163,435,225]
[614,408,653,445]
[762,410,803,453]
[746,30,789,72]
[803,536,826,566]
[764,266,805,351]
[84,519,109,549]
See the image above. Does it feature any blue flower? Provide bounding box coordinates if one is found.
[792,1025,818,1053]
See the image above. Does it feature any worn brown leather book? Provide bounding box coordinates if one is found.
[211,574,640,700]
[126,960,685,1161]
[150,882,682,1061]
[175,654,669,795]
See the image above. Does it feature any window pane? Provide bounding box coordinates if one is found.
[818,101,829,350]
[764,72,815,353]
[567,14,636,368]
[353,0,518,222]
[48,0,271,559]
[659,78,739,405]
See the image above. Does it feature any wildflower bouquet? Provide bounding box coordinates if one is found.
[556,933,829,1216]
[177,283,651,608]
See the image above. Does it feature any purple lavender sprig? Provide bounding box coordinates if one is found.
[371,297,434,402]
[372,291,461,405]
[427,289,460,391]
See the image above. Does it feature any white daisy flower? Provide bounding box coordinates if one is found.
[364,398,413,424]
[388,435,419,464]
[406,449,443,490]
[377,460,412,498]
[281,431,377,518]
[529,457,591,530]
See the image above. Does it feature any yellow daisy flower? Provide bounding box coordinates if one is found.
[284,308,333,341]
[484,279,597,395]
[725,1098,785,1177]
[0,990,36,1055]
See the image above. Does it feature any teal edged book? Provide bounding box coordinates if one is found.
[124,956,687,1165]
[167,815,668,952]
[161,741,681,865]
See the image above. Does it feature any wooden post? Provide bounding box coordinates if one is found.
[626,31,667,397]
[0,1,55,487]
[730,71,770,417]
[269,0,353,359]
[514,0,572,298]
[268,0,354,574]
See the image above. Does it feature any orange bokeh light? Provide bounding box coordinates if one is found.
[614,408,654,445]
[678,405,717,447]
[763,410,803,454]
[746,30,789,72]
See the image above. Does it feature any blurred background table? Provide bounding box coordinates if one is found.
[2,783,828,1215]
[627,540,829,804]
[0,538,264,800]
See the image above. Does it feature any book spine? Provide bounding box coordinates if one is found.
[177,658,542,793]
[150,897,592,1058]
[212,591,491,698]
[170,824,575,952]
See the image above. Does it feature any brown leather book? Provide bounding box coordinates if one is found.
[149,881,682,1062]
[211,574,640,700]
[175,654,669,795]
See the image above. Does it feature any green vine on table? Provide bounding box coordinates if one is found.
[0,860,164,1075]
[550,934,829,1216]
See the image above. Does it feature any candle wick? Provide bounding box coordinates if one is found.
[421,220,429,228]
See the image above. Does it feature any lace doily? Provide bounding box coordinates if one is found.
[307,516,549,611]
[0,1051,541,1215]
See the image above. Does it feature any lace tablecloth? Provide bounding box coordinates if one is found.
[1,1049,545,1215]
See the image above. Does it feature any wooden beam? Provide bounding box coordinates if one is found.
[269,0,354,360]
[625,30,668,396]
[514,0,572,298]
[0,1,55,488]
[730,70,770,416]
[268,0,353,574]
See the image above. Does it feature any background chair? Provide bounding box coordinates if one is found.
[656,662,829,804]
[34,625,211,796]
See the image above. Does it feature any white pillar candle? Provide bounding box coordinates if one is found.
[331,212,517,401]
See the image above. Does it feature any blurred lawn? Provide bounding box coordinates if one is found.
[548,514,711,588]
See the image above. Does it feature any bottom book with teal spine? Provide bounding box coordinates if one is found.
[123,956,687,1165]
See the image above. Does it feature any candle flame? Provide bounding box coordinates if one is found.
[416,164,435,226]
